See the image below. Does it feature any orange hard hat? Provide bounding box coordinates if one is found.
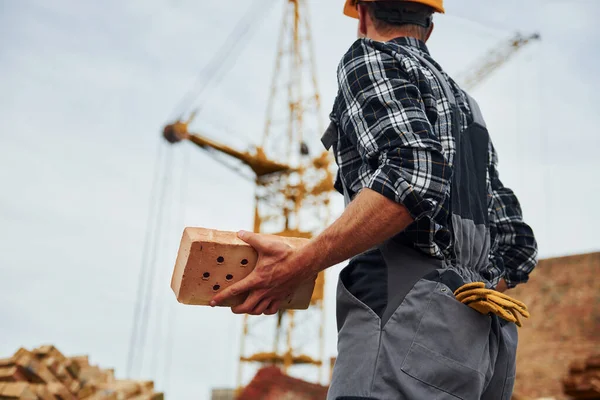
[343,0,445,19]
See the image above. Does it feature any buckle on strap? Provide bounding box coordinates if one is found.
[321,122,338,151]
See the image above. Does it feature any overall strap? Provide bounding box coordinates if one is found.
[403,46,487,129]
[321,121,338,151]
[321,121,353,206]
[401,47,457,108]
[341,177,352,207]
[466,94,486,128]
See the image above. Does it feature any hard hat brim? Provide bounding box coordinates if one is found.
[344,0,359,18]
[343,0,445,19]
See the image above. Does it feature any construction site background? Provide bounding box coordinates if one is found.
[1,1,599,400]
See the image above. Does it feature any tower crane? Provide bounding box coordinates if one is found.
[153,0,542,390]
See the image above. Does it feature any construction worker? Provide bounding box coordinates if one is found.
[212,0,538,398]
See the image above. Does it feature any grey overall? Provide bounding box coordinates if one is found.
[322,47,518,400]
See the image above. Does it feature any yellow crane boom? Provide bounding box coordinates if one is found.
[163,116,294,178]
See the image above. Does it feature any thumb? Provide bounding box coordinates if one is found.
[211,274,257,307]
[237,230,270,251]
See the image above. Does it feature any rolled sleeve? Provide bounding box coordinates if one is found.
[366,155,441,220]
[336,41,451,220]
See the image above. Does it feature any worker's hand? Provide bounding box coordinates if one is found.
[210,231,316,315]
[495,279,509,293]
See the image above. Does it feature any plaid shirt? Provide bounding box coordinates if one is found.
[330,37,538,288]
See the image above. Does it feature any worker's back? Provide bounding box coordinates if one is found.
[330,36,537,291]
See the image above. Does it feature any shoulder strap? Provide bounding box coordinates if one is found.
[319,121,353,206]
[401,47,457,107]
[321,122,338,151]
[465,94,486,128]
[341,178,353,207]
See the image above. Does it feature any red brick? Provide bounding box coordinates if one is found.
[171,227,314,309]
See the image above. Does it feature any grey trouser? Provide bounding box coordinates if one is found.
[328,250,518,400]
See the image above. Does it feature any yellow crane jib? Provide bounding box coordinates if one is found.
[163,119,295,178]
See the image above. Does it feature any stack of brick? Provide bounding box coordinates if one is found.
[563,354,600,399]
[0,345,164,400]
[237,366,328,400]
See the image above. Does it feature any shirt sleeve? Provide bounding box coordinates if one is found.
[488,141,539,288]
[334,41,451,221]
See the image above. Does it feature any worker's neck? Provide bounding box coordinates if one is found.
[367,32,424,43]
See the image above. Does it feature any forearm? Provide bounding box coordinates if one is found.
[297,188,414,273]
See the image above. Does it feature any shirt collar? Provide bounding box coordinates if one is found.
[389,36,430,56]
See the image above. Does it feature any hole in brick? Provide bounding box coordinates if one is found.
[226,274,233,281]
[203,272,210,280]
[217,256,225,264]
[241,259,248,266]
[213,284,221,291]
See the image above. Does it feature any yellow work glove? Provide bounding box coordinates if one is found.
[453,282,530,327]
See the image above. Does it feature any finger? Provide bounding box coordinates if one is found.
[264,300,282,315]
[231,291,264,314]
[249,298,272,316]
[211,275,259,307]
[237,230,274,252]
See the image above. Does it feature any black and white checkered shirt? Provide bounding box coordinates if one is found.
[330,37,538,288]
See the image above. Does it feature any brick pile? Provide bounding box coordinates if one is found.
[0,345,163,399]
[563,354,600,399]
[237,366,328,400]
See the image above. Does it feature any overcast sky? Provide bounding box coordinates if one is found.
[1,1,599,399]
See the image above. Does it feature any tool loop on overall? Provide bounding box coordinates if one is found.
[453,282,530,327]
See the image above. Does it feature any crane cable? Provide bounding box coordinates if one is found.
[135,146,173,375]
[146,146,180,379]
[162,146,190,393]
[125,139,168,377]
[147,145,190,385]
[168,0,278,177]
[169,0,277,120]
